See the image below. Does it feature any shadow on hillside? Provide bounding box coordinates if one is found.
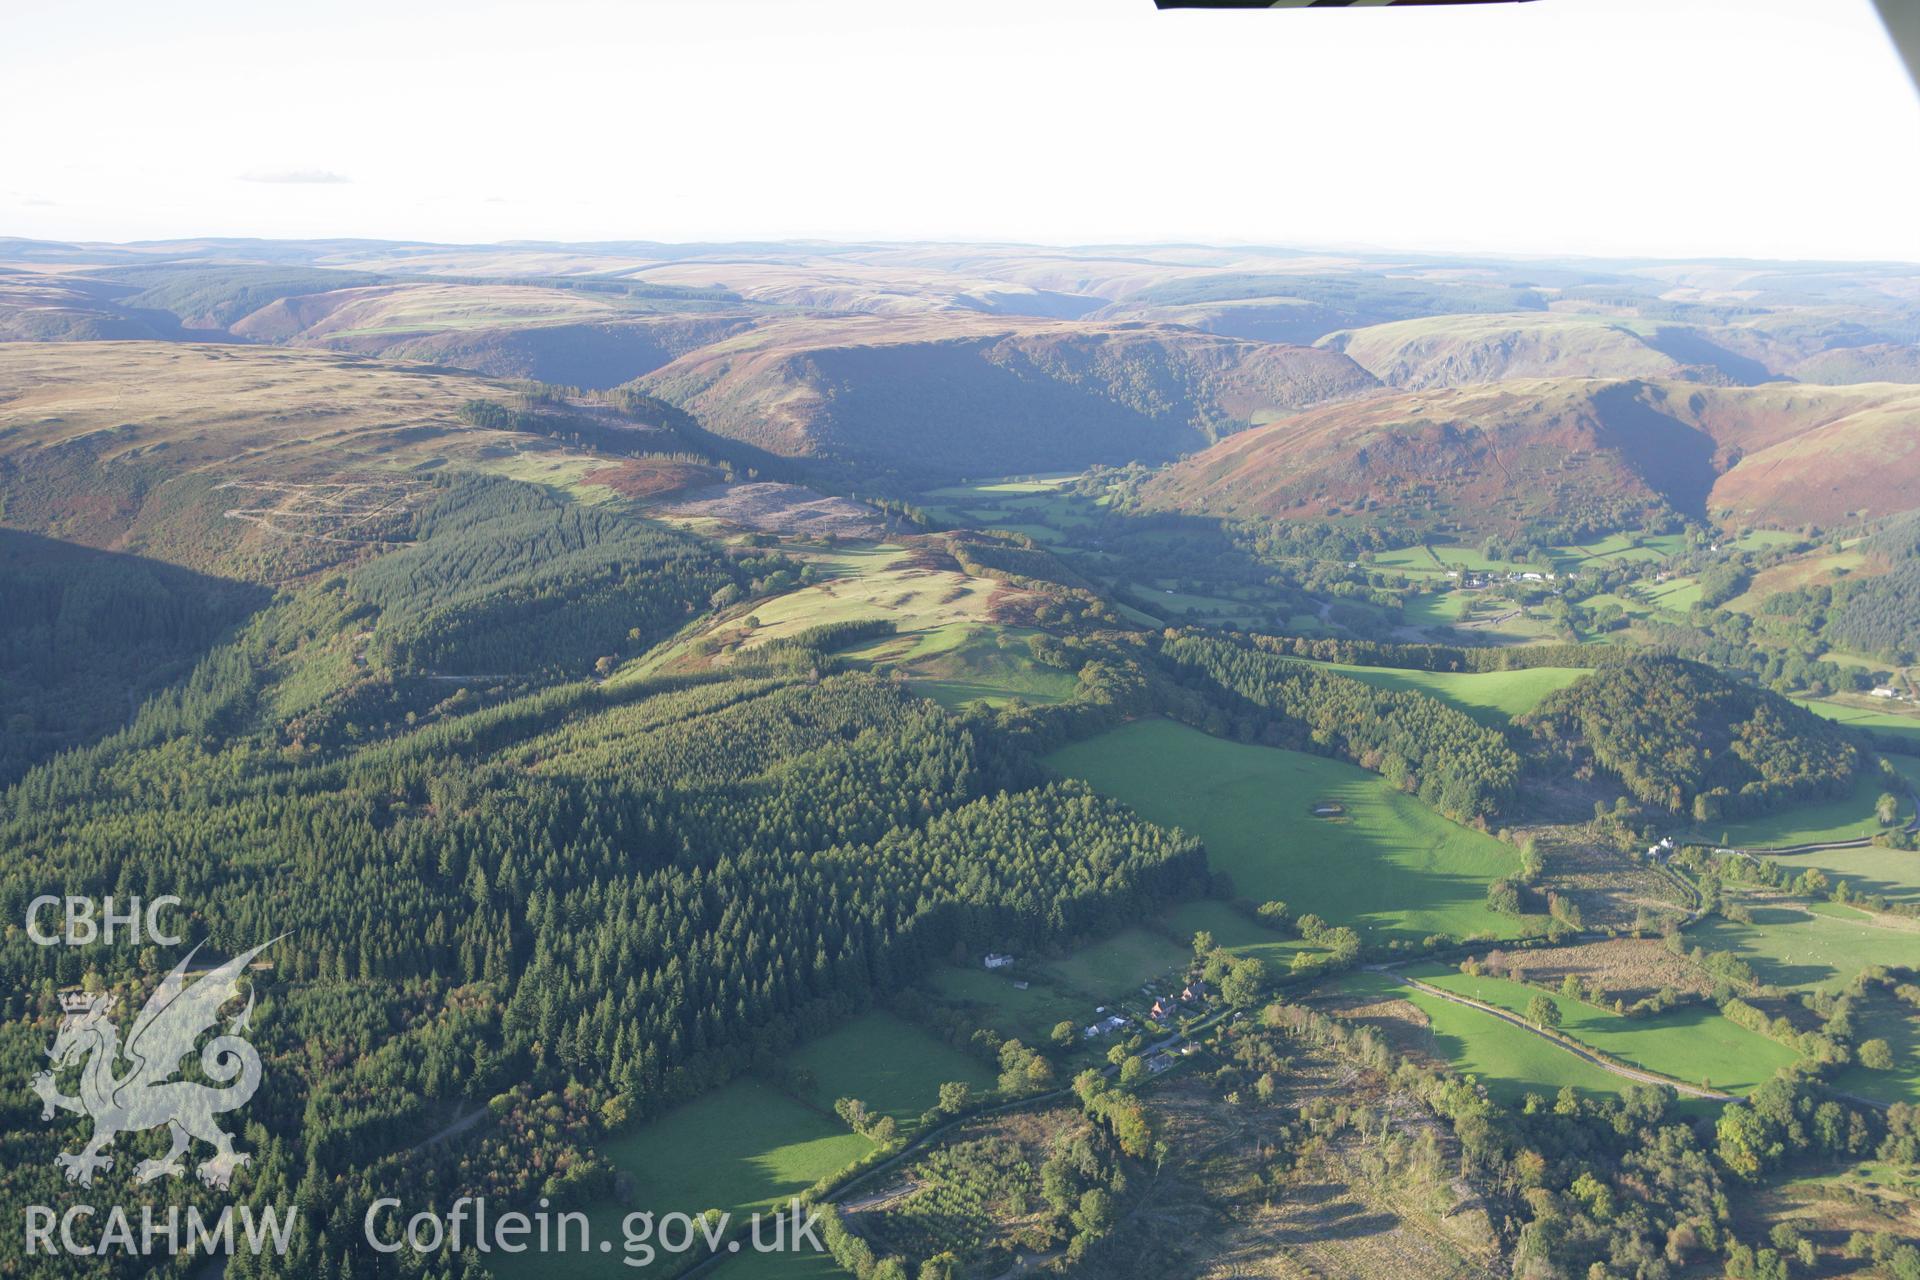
[1644,327,1778,386]
[0,529,267,782]
[1588,383,1721,519]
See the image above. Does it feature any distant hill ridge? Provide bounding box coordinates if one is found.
[630,316,1382,484]
[1141,377,1920,537]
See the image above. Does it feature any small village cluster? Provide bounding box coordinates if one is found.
[1445,568,1571,589]
[983,953,1213,1075]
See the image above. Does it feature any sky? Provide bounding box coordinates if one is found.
[3,0,1918,262]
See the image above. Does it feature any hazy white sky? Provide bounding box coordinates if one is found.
[3,0,1916,261]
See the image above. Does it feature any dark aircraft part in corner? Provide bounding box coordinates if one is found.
[1875,0,1920,96]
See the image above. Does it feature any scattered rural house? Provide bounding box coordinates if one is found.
[1181,981,1210,1005]
[983,953,1015,970]
[1149,997,1176,1021]
[1872,687,1899,699]
[1646,837,1676,860]
[1084,1014,1128,1040]
[1147,1053,1174,1074]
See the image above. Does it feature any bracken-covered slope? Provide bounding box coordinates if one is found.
[631,316,1380,482]
[1141,378,1920,537]
[1720,385,1920,529]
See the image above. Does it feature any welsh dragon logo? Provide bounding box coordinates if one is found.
[31,938,276,1191]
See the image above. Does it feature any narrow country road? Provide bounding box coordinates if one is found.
[1714,784,1920,856]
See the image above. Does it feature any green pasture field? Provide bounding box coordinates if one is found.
[1109,597,1166,629]
[1642,576,1703,612]
[1829,996,1920,1108]
[1042,927,1190,998]
[1695,761,1918,849]
[1372,545,1494,576]
[1140,580,1269,627]
[1768,843,1920,906]
[1402,590,1471,626]
[490,1079,871,1279]
[793,542,909,579]
[918,475,1090,536]
[1158,899,1321,972]
[1688,900,1920,993]
[478,451,625,502]
[1340,971,1631,1103]
[1313,662,1589,726]
[734,551,996,649]
[844,621,974,664]
[1046,720,1533,944]
[1409,965,1798,1094]
[1558,532,1683,567]
[926,966,1088,1045]
[1374,532,1682,581]
[1801,698,1920,749]
[994,521,1072,545]
[845,625,1079,710]
[1577,591,1654,618]
[1449,605,1569,646]
[924,475,1080,499]
[783,1012,997,1130]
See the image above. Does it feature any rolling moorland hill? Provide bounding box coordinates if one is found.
[0,341,706,581]
[0,269,195,341]
[629,315,1381,483]
[225,280,623,340]
[0,341,514,475]
[621,254,1112,318]
[1140,377,1920,538]
[1787,342,1920,385]
[1317,311,1768,389]
[0,257,767,386]
[333,314,763,388]
[1090,268,1555,346]
[228,282,763,387]
[7,236,1920,424]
